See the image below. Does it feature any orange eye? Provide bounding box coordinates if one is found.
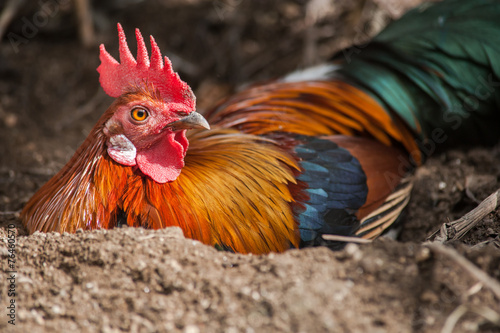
[131,108,148,122]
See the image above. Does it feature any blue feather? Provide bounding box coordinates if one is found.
[294,137,367,243]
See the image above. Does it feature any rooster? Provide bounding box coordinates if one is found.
[22,0,500,254]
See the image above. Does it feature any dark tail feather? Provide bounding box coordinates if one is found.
[335,0,500,150]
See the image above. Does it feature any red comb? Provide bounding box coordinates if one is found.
[97,23,195,108]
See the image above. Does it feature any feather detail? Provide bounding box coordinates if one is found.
[335,0,500,149]
[293,136,368,246]
[139,129,302,254]
[328,135,412,220]
[206,80,421,163]
[326,136,414,240]
[356,177,413,239]
[23,126,303,254]
[21,119,129,233]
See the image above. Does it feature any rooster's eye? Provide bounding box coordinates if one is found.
[131,108,148,122]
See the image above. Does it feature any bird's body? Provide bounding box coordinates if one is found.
[22,0,500,254]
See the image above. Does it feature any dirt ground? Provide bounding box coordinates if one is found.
[1,0,500,332]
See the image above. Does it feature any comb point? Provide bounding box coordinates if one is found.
[117,24,135,66]
[135,28,149,68]
[97,23,196,108]
[149,35,163,70]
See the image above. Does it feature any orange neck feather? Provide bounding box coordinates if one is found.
[22,123,302,254]
[119,129,302,254]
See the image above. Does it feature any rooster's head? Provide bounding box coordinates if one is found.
[96,24,209,183]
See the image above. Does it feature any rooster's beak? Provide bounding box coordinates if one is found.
[167,112,210,131]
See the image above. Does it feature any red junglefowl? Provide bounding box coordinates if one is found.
[22,0,500,254]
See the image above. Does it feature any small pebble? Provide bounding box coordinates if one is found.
[344,243,363,261]
[415,247,431,262]
[184,325,200,333]
[51,305,63,315]
[3,112,18,128]
[420,290,439,303]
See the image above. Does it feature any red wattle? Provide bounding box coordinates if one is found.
[136,131,188,183]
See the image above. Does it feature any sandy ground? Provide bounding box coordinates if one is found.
[1,0,499,332]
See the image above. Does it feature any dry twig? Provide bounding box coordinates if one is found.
[74,0,95,48]
[321,234,372,244]
[0,0,25,41]
[427,189,500,243]
[441,304,500,333]
[0,211,20,216]
[425,242,500,300]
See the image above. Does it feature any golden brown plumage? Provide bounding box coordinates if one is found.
[22,1,500,254]
[22,79,412,254]
[22,93,303,254]
[205,80,421,164]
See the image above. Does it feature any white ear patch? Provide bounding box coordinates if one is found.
[107,134,137,166]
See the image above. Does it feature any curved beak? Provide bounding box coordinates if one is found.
[167,111,210,131]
